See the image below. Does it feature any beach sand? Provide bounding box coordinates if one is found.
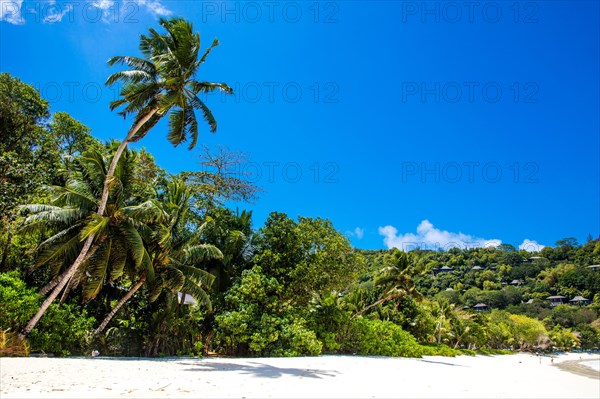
[1,352,598,398]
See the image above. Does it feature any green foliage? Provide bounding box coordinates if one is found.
[549,325,580,351]
[3,72,599,359]
[214,266,321,356]
[0,73,51,216]
[254,212,365,306]
[509,313,549,350]
[343,318,423,357]
[548,304,596,328]
[484,310,550,350]
[574,323,600,350]
[0,272,94,355]
[419,344,464,356]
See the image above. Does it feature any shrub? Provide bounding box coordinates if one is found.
[343,318,423,357]
[0,271,95,356]
[419,344,463,357]
[214,266,322,357]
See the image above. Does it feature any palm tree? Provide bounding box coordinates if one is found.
[200,208,253,292]
[433,298,455,345]
[21,18,232,336]
[93,178,222,336]
[352,250,423,318]
[20,147,154,304]
[448,310,476,349]
[147,179,222,307]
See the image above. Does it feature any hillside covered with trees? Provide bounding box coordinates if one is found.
[1,19,599,359]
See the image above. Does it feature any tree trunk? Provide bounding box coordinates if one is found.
[96,109,158,217]
[93,277,146,336]
[0,229,13,272]
[351,291,402,319]
[20,234,95,338]
[60,278,75,304]
[39,235,107,297]
[454,338,461,349]
[39,268,71,296]
[20,109,158,337]
[177,291,187,313]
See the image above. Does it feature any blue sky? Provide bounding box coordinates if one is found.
[1,0,599,251]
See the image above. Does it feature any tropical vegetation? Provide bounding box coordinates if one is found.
[1,18,599,358]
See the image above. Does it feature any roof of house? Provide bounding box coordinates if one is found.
[471,266,483,270]
[440,265,453,270]
[570,296,589,302]
[473,303,489,308]
[546,295,567,300]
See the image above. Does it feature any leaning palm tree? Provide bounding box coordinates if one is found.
[352,250,423,318]
[22,18,232,336]
[20,148,155,304]
[93,178,222,336]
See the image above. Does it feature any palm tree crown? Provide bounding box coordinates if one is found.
[106,17,233,149]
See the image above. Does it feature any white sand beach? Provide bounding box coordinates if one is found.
[1,352,598,398]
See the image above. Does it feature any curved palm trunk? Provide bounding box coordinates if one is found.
[20,235,95,338]
[39,268,70,296]
[21,109,159,337]
[454,337,462,349]
[40,235,108,297]
[93,277,146,336]
[97,109,158,216]
[351,291,402,320]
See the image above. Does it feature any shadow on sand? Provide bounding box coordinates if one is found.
[178,360,338,379]
[419,359,467,367]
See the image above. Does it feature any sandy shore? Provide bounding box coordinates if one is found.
[1,352,599,398]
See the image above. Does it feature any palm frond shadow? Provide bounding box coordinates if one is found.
[419,359,468,367]
[179,361,338,379]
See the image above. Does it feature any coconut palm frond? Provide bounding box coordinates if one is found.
[82,239,112,301]
[184,243,223,263]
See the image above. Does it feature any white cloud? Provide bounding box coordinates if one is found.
[92,1,171,21]
[91,0,114,10]
[346,227,365,240]
[2,0,171,24]
[1,0,24,24]
[378,220,502,251]
[354,227,364,240]
[44,3,73,23]
[134,0,171,16]
[518,239,545,252]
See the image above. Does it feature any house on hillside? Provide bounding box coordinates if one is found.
[472,303,490,312]
[546,295,567,307]
[569,296,590,306]
[433,265,454,275]
[527,256,544,262]
[588,265,600,272]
